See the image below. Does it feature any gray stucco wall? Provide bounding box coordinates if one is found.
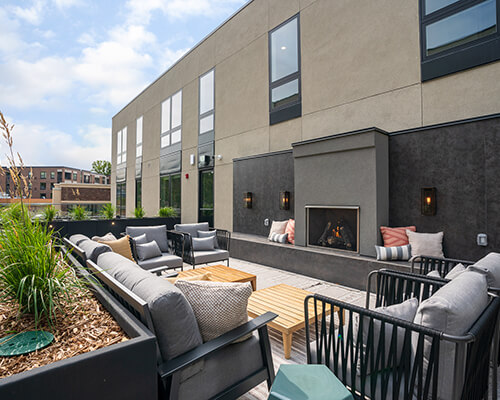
[389,115,500,260]
[233,151,294,236]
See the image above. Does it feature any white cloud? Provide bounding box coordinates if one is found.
[0,118,111,169]
[52,0,82,8]
[11,0,45,25]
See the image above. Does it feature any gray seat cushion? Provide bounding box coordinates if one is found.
[178,335,263,400]
[126,225,169,252]
[69,234,90,246]
[79,239,112,263]
[174,222,209,238]
[193,249,229,265]
[138,253,184,270]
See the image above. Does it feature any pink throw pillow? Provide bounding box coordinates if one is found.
[285,219,295,245]
[380,226,416,247]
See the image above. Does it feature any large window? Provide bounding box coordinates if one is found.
[135,179,142,209]
[269,14,301,125]
[161,91,182,148]
[136,116,143,158]
[199,70,214,136]
[420,0,500,80]
[116,182,126,217]
[160,173,181,213]
[116,127,127,165]
[198,170,214,224]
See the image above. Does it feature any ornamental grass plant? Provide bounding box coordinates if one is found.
[158,206,177,217]
[100,203,115,219]
[69,205,89,221]
[133,206,146,218]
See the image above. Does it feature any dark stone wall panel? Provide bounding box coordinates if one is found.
[389,116,500,260]
[233,151,294,236]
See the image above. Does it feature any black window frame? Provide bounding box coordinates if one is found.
[40,171,46,179]
[40,182,46,191]
[116,182,126,217]
[135,179,142,209]
[268,14,302,125]
[420,0,500,81]
[160,173,181,215]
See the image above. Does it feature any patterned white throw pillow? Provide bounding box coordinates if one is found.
[269,232,288,243]
[375,244,411,261]
[268,220,288,240]
[175,280,253,343]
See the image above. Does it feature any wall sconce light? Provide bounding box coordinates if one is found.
[421,187,436,216]
[244,192,253,209]
[189,154,195,166]
[279,191,290,210]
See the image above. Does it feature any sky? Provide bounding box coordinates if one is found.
[0,0,247,170]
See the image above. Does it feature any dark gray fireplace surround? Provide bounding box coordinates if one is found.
[232,114,500,268]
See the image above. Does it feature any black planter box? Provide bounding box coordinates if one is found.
[0,257,158,400]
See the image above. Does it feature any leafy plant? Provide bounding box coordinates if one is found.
[69,205,89,221]
[91,160,111,176]
[0,202,30,224]
[41,205,57,222]
[133,206,146,218]
[0,214,80,327]
[158,206,177,217]
[100,203,115,219]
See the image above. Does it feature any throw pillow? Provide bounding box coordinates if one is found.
[91,232,117,242]
[132,233,148,245]
[268,220,288,240]
[379,226,416,247]
[285,219,295,245]
[192,237,215,251]
[406,230,444,259]
[136,241,162,261]
[175,280,253,342]
[98,235,135,262]
[374,244,411,261]
[198,230,218,248]
[269,232,288,244]
[426,270,441,278]
[444,263,465,280]
[166,273,211,284]
[356,297,419,374]
[468,252,500,288]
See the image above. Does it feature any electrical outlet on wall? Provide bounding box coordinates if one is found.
[264,218,270,226]
[477,233,488,246]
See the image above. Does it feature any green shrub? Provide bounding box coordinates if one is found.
[0,216,80,327]
[0,203,30,224]
[133,207,146,218]
[69,205,89,221]
[158,207,177,217]
[41,205,57,222]
[100,203,115,219]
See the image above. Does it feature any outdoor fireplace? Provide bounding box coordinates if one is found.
[306,206,359,252]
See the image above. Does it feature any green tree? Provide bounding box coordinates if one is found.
[91,160,111,176]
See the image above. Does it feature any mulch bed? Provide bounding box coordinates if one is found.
[0,287,129,378]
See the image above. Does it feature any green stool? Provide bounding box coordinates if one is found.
[268,364,353,400]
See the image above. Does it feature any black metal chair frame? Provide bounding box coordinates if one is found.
[305,269,500,400]
[62,244,276,400]
[410,255,475,277]
[172,228,231,269]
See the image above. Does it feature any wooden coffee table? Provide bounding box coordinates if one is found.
[176,264,257,290]
[248,284,341,359]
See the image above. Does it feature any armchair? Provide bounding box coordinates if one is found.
[410,255,474,277]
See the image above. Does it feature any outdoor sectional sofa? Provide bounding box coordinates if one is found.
[85,251,276,400]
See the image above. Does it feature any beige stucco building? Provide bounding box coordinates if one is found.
[112,0,500,231]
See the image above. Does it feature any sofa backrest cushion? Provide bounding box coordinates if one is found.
[126,225,168,252]
[78,239,112,263]
[174,222,209,238]
[97,252,150,291]
[69,234,90,246]
[412,270,489,399]
[468,252,500,288]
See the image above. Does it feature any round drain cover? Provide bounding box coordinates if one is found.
[0,331,54,356]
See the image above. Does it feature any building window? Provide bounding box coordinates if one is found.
[116,182,126,217]
[40,193,46,199]
[160,173,181,214]
[136,116,143,158]
[269,14,301,125]
[199,70,214,136]
[136,179,142,209]
[84,175,90,183]
[161,90,182,148]
[40,172,46,179]
[64,172,71,181]
[51,183,55,189]
[73,172,77,181]
[40,182,46,190]
[117,127,127,165]
[420,0,500,80]
[95,177,100,184]
[50,171,55,179]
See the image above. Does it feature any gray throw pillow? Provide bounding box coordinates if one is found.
[133,233,148,245]
[198,230,218,248]
[192,237,215,251]
[175,280,253,342]
[269,232,288,243]
[468,252,500,288]
[91,232,117,242]
[444,263,465,280]
[136,241,162,261]
[426,270,441,278]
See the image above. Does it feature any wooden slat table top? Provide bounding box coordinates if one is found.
[248,284,332,334]
[177,265,257,289]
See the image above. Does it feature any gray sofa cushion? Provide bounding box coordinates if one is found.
[97,252,151,291]
[174,222,209,238]
[79,239,112,263]
[192,237,215,251]
[198,230,218,248]
[69,234,90,246]
[133,275,203,361]
[193,249,229,265]
[468,252,500,288]
[126,225,168,252]
[136,241,162,261]
[138,253,184,270]
[178,335,263,400]
[133,233,148,245]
